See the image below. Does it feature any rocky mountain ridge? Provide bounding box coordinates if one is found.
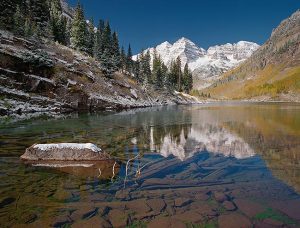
[133,38,259,89]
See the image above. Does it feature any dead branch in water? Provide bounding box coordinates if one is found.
[124,154,140,188]
[98,168,102,178]
[135,161,151,177]
[111,161,117,182]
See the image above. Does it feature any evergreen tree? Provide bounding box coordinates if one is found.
[93,19,105,59]
[182,63,193,93]
[29,0,50,30]
[49,0,66,44]
[13,5,25,36]
[65,19,72,46]
[24,17,35,37]
[101,21,112,51]
[20,0,29,16]
[126,44,133,74]
[61,17,68,44]
[87,18,95,56]
[0,0,20,30]
[70,3,88,52]
[152,49,163,87]
[155,66,163,88]
[98,19,105,34]
[99,21,120,75]
[112,32,121,69]
[145,50,152,84]
[120,46,127,73]
[93,31,101,59]
[127,44,133,58]
[169,61,177,89]
[100,48,115,76]
[161,62,169,88]
[168,57,183,90]
[137,51,144,82]
[139,50,151,85]
[176,57,182,91]
[133,57,141,83]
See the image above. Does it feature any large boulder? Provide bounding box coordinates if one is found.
[21,143,110,161]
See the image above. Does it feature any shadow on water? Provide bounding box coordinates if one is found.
[0,103,300,227]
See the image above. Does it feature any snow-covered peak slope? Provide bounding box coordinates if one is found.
[133,38,260,89]
[207,41,260,61]
[171,37,206,65]
[133,37,206,68]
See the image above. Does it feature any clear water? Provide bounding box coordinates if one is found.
[0,103,300,227]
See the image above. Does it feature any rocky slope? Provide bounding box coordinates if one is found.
[203,10,300,101]
[133,38,259,89]
[61,0,74,20]
[0,30,198,116]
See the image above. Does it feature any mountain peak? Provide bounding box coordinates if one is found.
[177,37,192,42]
[174,37,197,46]
[157,41,172,48]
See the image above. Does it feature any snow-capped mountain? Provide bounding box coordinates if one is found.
[133,38,260,89]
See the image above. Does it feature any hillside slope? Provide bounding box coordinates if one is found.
[203,10,300,101]
[0,30,197,116]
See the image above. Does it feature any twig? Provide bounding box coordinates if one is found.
[135,161,151,177]
[125,154,140,176]
[124,153,140,188]
[111,161,117,182]
[98,168,102,178]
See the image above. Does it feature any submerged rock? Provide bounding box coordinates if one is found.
[21,143,110,161]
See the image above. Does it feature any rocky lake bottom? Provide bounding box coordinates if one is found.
[0,103,300,227]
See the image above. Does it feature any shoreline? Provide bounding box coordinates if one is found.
[1,100,300,119]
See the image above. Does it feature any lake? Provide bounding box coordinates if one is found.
[0,103,300,227]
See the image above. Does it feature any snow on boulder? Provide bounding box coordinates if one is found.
[21,143,110,161]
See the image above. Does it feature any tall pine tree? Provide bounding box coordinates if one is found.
[161,62,169,88]
[29,0,50,30]
[93,19,105,59]
[100,48,115,76]
[120,46,127,73]
[101,21,112,51]
[133,57,141,82]
[152,49,162,87]
[50,0,67,44]
[139,50,151,85]
[13,5,25,36]
[87,18,95,56]
[112,31,121,69]
[169,57,183,90]
[70,3,88,52]
[183,63,193,93]
[176,57,182,91]
[126,44,133,74]
[99,21,118,75]
[0,0,20,30]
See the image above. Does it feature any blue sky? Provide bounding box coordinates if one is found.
[68,0,300,54]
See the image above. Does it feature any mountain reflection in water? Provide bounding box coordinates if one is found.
[152,124,255,161]
[0,103,299,227]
